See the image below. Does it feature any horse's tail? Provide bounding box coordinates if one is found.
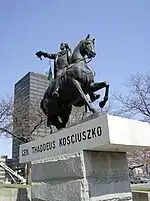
[40,99,47,116]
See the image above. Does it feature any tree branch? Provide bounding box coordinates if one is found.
[129,164,144,170]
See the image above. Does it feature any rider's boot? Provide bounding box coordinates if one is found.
[89,93,100,102]
[52,87,59,98]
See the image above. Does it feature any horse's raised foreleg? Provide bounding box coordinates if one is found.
[88,81,109,108]
[72,78,97,113]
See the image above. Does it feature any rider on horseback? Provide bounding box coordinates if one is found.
[36,42,71,97]
[36,42,99,102]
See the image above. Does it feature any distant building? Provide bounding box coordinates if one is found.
[5,157,13,183]
[129,165,150,177]
[12,72,85,177]
[0,155,13,183]
[133,168,143,176]
[12,72,50,176]
[0,155,6,183]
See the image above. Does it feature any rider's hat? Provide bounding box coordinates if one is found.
[61,42,69,48]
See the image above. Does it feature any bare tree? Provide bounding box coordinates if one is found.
[0,95,47,184]
[113,72,150,121]
[113,72,150,174]
[0,95,46,143]
[0,96,13,138]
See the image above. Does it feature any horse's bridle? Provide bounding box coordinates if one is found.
[66,56,92,70]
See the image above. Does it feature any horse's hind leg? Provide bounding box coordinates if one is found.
[72,78,97,113]
[89,81,109,108]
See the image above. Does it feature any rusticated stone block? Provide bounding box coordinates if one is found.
[31,151,133,201]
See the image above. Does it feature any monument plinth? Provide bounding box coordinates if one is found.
[19,114,150,201]
[20,114,150,163]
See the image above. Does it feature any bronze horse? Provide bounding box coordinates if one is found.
[39,35,109,130]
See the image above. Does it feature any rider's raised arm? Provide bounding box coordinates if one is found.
[43,52,57,60]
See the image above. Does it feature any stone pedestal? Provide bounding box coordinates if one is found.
[20,114,150,200]
[31,151,132,201]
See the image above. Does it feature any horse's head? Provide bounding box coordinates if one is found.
[80,34,96,59]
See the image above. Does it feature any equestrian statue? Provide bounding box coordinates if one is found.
[36,34,109,130]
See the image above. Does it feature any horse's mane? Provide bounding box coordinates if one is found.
[73,40,83,52]
[71,40,84,62]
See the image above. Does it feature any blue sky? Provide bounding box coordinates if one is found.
[0,0,150,157]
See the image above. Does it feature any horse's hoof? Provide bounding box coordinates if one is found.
[95,94,100,99]
[90,93,100,102]
[99,100,106,108]
[90,108,97,113]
